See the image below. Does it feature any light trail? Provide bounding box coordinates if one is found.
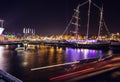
[31,61,80,71]
[50,68,94,81]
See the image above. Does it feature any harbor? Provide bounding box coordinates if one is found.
[0,0,120,82]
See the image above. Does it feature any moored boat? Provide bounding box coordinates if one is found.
[67,40,110,49]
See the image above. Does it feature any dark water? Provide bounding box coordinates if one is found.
[0,44,119,82]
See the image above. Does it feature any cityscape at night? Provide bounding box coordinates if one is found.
[0,0,119,35]
[0,0,120,82]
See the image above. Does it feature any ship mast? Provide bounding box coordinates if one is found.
[62,1,88,40]
[98,5,103,39]
[86,0,91,40]
[63,0,107,41]
[74,5,80,40]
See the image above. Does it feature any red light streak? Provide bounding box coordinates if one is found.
[105,64,113,67]
[50,67,94,81]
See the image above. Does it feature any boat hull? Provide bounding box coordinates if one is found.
[75,43,110,49]
[110,41,120,50]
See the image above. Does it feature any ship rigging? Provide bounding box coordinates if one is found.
[62,0,110,41]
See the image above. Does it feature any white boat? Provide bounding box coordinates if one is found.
[15,47,25,51]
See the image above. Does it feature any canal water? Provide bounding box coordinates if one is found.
[0,44,120,82]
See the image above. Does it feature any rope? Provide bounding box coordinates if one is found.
[62,13,75,36]
[62,0,109,38]
[91,2,101,11]
[103,18,110,35]
[62,1,88,36]
[78,0,89,7]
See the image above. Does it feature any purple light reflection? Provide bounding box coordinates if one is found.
[65,48,103,62]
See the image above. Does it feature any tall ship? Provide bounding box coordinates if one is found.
[62,0,110,49]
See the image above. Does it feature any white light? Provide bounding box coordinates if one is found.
[0,27,4,35]
[0,46,5,70]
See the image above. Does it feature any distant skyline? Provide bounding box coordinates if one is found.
[0,0,120,36]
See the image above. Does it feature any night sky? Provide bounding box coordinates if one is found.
[0,0,120,36]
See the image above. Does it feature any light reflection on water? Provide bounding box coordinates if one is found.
[65,48,103,62]
[0,45,111,82]
[0,45,104,72]
[0,46,5,70]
